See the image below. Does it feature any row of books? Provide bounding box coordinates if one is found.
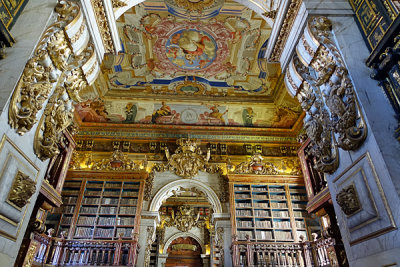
[272,211,289,218]
[252,187,268,192]
[86,182,103,188]
[256,231,273,240]
[121,198,138,205]
[84,190,102,196]
[236,202,252,208]
[291,195,308,201]
[61,206,75,213]
[253,202,269,208]
[236,210,252,217]
[273,220,291,229]
[254,210,270,217]
[116,227,134,237]
[82,197,100,204]
[289,189,307,193]
[235,193,250,199]
[235,186,250,191]
[62,190,79,195]
[295,221,306,228]
[94,228,114,238]
[255,220,272,228]
[98,217,116,225]
[78,216,96,225]
[270,202,288,208]
[75,227,94,238]
[253,195,268,200]
[63,181,81,188]
[293,211,308,218]
[62,196,77,204]
[102,198,119,205]
[80,206,98,214]
[117,217,135,226]
[122,191,139,197]
[274,231,293,240]
[292,203,306,209]
[237,231,254,240]
[269,187,285,192]
[104,183,122,188]
[119,207,136,214]
[270,194,286,200]
[103,190,120,196]
[100,206,117,214]
[237,221,253,228]
[61,216,72,225]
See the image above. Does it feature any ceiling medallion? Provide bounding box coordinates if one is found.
[165,138,211,178]
[166,29,217,70]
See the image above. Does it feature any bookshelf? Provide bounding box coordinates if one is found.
[50,177,144,240]
[230,182,310,242]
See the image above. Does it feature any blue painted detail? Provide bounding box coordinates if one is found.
[114,65,122,72]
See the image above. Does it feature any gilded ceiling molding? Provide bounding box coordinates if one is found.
[269,0,302,62]
[112,0,127,8]
[284,16,367,173]
[90,0,114,53]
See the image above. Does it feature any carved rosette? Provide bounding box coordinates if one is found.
[285,16,367,173]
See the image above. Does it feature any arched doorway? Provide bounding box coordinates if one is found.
[165,236,203,267]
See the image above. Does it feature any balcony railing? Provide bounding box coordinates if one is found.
[231,235,337,267]
[30,232,139,266]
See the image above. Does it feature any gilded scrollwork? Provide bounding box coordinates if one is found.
[308,16,367,151]
[161,206,204,232]
[286,16,366,173]
[233,153,279,175]
[34,86,75,160]
[112,0,127,8]
[336,184,362,216]
[7,171,36,209]
[91,149,144,171]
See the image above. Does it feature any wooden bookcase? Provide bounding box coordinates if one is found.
[229,175,310,242]
[50,172,146,240]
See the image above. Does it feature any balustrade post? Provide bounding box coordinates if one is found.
[300,236,313,267]
[245,235,253,266]
[114,234,123,265]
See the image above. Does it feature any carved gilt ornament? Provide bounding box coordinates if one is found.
[161,206,204,232]
[7,171,36,210]
[285,16,367,173]
[336,184,362,216]
[233,153,279,175]
[165,138,215,178]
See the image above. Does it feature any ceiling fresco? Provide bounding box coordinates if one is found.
[100,1,272,94]
[75,0,303,134]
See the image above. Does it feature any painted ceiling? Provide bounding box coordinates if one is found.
[76,0,303,133]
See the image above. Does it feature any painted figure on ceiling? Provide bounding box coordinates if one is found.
[242,107,254,127]
[152,101,172,123]
[123,103,137,123]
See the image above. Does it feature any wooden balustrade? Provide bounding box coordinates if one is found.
[231,235,338,267]
[30,233,139,266]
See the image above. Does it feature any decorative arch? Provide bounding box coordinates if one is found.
[149,179,223,213]
[163,232,206,254]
